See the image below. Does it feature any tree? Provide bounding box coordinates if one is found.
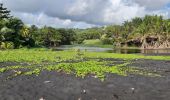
[0,3,35,48]
[0,3,11,19]
[19,25,35,47]
[0,3,11,47]
[30,25,40,46]
[38,26,62,47]
[5,18,24,48]
[58,28,76,45]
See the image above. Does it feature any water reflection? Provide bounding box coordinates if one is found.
[54,46,170,54]
[141,49,170,54]
[107,49,141,54]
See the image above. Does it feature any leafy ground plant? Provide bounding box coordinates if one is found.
[0,48,166,81]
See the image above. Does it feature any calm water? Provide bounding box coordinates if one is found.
[54,45,170,54]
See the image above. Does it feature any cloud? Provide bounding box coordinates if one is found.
[0,0,170,28]
[11,12,96,29]
[102,0,146,24]
[132,0,170,10]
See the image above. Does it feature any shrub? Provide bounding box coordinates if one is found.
[0,42,14,49]
[101,38,114,45]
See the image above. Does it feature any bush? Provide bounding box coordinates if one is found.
[0,42,14,49]
[22,38,35,48]
[101,38,114,45]
[100,34,114,45]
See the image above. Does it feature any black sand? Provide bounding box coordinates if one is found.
[0,59,170,100]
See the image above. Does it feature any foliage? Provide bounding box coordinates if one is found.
[102,15,170,48]
[30,26,76,47]
[74,15,170,49]
[0,3,11,19]
[0,48,163,80]
[100,34,114,45]
[0,42,14,49]
[0,3,35,48]
[75,28,102,44]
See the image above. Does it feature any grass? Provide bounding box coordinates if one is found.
[0,48,74,63]
[85,52,170,60]
[83,39,103,45]
[1,48,169,62]
[82,44,114,48]
[0,48,168,80]
[81,39,114,48]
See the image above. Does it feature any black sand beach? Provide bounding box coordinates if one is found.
[0,58,170,100]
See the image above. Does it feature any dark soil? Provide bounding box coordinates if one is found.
[0,59,170,100]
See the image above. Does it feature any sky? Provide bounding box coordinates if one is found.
[0,0,170,28]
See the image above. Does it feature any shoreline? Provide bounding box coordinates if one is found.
[57,45,170,50]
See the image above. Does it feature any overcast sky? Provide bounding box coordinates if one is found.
[0,0,170,28]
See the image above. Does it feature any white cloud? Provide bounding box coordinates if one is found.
[11,12,96,28]
[103,0,146,24]
[67,0,89,16]
[63,19,72,26]
[0,0,170,28]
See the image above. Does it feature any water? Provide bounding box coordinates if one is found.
[54,45,170,54]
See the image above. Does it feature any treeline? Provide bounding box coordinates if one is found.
[30,25,76,47]
[1,3,170,49]
[0,4,76,49]
[104,15,170,49]
[75,15,170,49]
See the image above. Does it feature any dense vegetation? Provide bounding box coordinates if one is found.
[0,4,76,49]
[76,16,170,49]
[0,4,34,49]
[0,48,166,80]
[1,3,170,49]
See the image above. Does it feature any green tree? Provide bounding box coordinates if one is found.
[0,3,11,19]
